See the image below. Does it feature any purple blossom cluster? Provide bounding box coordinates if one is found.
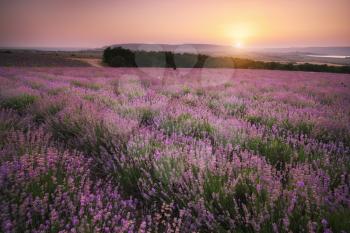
[0,67,349,232]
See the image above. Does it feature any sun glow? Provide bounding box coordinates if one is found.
[234,41,244,49]
[225,23,254,49]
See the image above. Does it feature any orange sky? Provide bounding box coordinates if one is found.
[0,0,349,48]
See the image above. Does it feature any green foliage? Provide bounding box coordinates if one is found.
[246,115,263,125]
[224,102,247,117]
[161,113,215,139]
[139,108,158,127]
[314,127,350,147]
[47,87,66,96]
[103,47,350,73]
[2,154,80,232]
[203,171,268,231]
[50,115,107,153]
[161,113,190,136]
[128,138,162,158]
[135,51,166,67]
[26,167,66,198]
[245,138,294,170]
[29,81,43,90]
[174,53,198,68]
[83,121,121,156]
[115,164,143,197]
[103,47,136,67]
[246,115,277,128]
[49,115,84,145]
[203,171,239,230]
[83,94,95,102]
[0,113,23,148]
[83,94,118,109]
[154,156,186,188]
[165,51,177,69]
[288,198,313,233]
[49,113,128,169]
[207,98,221,114]
[203,172,229,205]
[0,94,37,112]
[195,88,205,96]
[193,120,216,139]
[71,80,101,90]
[326,208,350,232]
[319,96,334,105]
[182,86,191,95]
[281,119,314,136]
[117,139,164,198]
[297,121,314,135]
[33,103,63,124]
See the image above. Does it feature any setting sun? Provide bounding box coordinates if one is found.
[234,41,244,49]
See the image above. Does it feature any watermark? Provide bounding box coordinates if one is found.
[110,44,239,91]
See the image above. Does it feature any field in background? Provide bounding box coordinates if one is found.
[1,46,350,68]
[0,50,100,67]
[0,67,349,232]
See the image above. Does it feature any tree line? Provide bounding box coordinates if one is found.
[103,46,350,73]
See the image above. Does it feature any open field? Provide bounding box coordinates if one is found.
[0,50,92,67]
[0,67,349,232]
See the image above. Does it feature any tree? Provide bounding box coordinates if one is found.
[103,47,136,67]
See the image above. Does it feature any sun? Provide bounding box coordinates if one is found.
[233,41,244,49]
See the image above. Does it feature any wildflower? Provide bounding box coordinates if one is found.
[321,219,328,226]
[297,180,305,188]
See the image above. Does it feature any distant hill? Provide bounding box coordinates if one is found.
[259,47,350,56]
[109,43,237,56]
[108,44,350,57]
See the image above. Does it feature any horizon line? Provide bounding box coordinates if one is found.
[1,44,350,52]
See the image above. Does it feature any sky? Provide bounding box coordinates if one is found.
[0,0,350,49]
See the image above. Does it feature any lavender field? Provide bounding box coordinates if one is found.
[0,67,349,233]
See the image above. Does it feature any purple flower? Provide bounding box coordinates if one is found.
[297,181,305,188]
[321,219,328,226]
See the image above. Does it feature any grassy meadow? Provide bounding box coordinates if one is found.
[0,67,349,232]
